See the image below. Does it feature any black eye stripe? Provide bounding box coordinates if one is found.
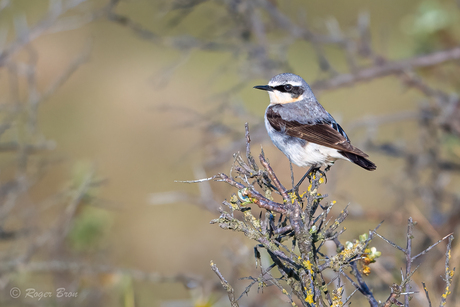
[273,85,297,93]
[273,85,285,92]
[272,85,305,98]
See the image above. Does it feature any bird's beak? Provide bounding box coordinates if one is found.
[253,85,273,92]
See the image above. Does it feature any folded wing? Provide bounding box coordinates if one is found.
[266,107,368,158]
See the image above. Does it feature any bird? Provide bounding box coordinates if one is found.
[254,73,376,189]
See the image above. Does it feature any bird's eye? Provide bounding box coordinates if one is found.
[284,84,292,91]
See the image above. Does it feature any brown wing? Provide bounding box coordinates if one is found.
[267,108,369,157]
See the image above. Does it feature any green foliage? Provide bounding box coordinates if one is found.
[401,1,457,54]
[68,207,112,253]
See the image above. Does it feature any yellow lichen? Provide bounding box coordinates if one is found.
[303,260,313,272]
[330,287,344,307]
[305,291,314,304]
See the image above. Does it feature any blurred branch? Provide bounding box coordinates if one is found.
[0,259,202,288]
[41,42,91,103]
[311,46,460,91]
[0,141,55,153]
[0,0,89,66]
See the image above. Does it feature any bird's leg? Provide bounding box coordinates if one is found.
[287,165,317,196]
[289,160,295,190]
[287,160,302,201]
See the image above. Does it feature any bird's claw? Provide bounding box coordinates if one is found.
[288,166,330,199]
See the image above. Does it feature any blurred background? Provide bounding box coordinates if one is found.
[0,0,459,306]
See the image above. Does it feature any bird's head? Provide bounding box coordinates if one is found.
[254,73,316,104]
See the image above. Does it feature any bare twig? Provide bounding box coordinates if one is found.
[439,235,455,307]
[210,261,239,307]
[259,153,289,202]
[405,217,413,307]
[374,232,406,253]
[411,233,453,261]
[422,282,432,307]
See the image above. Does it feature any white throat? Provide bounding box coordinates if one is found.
[268,91,303,104]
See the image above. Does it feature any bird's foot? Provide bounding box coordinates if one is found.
[287,166,329,199]
[314,169,328,184]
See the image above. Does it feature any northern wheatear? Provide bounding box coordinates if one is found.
[254,73,376,187]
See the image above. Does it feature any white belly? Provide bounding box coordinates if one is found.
[287,142,348,168]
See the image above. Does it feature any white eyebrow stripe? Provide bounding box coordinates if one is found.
[268,81,303,87]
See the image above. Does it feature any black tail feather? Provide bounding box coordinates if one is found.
[339,151,376,171]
